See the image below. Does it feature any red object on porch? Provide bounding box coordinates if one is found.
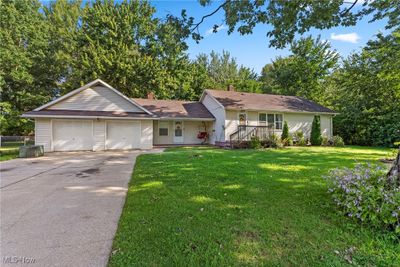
[197,132,208,139]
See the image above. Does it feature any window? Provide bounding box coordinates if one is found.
[267,114,274,128]
[238,113,247,125]
[159,121,169,136]
[259,113,267,125]
[275,114,283,130]
[259,113,283,130]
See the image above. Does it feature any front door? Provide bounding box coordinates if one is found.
[173,121,184,143]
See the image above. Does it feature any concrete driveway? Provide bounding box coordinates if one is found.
[0,150,162,266]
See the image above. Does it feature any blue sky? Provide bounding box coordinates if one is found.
[151,1,388,74]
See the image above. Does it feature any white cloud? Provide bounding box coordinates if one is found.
[330,32,361,43]
[205,25,228,36]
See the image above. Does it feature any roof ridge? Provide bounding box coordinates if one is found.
[132,98,198,103]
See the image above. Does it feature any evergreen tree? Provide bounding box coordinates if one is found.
[310,116,322,146]
[281,121,289,141]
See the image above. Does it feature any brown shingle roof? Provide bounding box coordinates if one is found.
[23,110,155,118]
[133,98,215,119]
[205,89,336,113]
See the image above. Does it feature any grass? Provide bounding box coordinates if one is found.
[0,145,19,161]
[0,141,34,161]
[109,146,399,266]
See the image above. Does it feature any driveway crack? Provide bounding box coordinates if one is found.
[0,164,68,189]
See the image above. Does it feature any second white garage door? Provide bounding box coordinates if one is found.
[106,121,141,150]
[53,120,93,151]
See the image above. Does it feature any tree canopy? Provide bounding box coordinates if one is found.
[0,0,398,147]
[191,0,400,48]
[260,36,338,101]
[327,30,400,146]
[193,51,261,92]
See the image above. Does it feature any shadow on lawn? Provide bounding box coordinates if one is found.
[112,147,393,266]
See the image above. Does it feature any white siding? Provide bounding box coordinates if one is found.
[201,94,225,143]
[153,120,173,145]
[93,120,106,151]
[152,120,212,145]
[48,86,142,112]
[182,121,212,144]
[320,115,333,138]
[285,113,333,138]
[35,118,52,152]
[224,110,237,141]
[140,120,153,149]
[224,110,332,140]
[247,111,259,126]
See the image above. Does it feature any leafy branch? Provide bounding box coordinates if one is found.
[190,0,230,36]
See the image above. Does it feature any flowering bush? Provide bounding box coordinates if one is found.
[324,164,400,233]
[332,135,345,147]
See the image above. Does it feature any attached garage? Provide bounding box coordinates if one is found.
[23,79,156,152]
[52,120,93,151]
[33,118,153,152]
[106,121,141,150]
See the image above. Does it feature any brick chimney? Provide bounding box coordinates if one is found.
[227,84,235,91]
[147,91,155,99]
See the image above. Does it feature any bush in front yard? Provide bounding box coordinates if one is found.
[297,137,307,146]
[249,136,261,149]
[310,115,322,145]
[321,136,330,146]
[324,164,400,233]
[282,136,293,146]
[332,135,345,147]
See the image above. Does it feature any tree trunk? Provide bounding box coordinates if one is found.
[387,148,400,183]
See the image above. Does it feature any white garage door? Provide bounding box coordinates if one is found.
[53,120,93,151]
[106,121,141,150]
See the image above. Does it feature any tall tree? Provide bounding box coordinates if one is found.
[44,0,82,93]
[0,0,55,135]
[193,50,261,92]
[260,36,338,100]
[328,30,400,146]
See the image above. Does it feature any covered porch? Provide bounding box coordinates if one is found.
[153,119,214,146]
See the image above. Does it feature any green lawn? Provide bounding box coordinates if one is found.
[109,146,399,267]
[0,146,19,161]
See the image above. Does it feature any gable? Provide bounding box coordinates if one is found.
[47,85,143,112]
